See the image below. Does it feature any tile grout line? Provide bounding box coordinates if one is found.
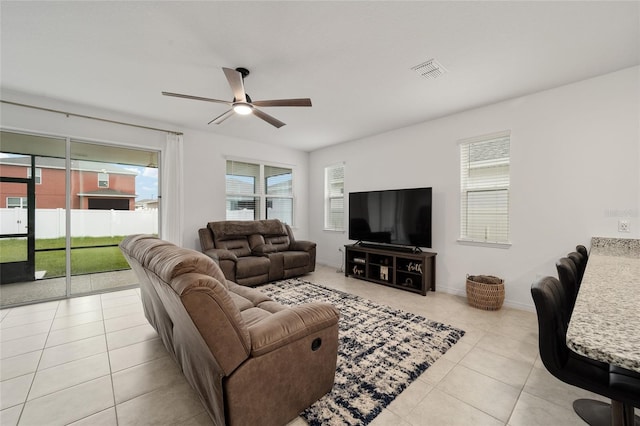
[421,332,515,425]
[104,292,121,426]
[14,299,61,426]
[9,294,121,424]
[504,359,537,425]
[105,288,144,425]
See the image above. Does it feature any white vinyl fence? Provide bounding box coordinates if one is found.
[0,208,158,239]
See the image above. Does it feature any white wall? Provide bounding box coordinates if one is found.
[0,91,310,251]
[179,127,309,250]
[309,66,640,310]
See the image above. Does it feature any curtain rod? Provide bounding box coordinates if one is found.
[1,99,183,136]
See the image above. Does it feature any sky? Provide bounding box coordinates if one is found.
[124,166,158,201]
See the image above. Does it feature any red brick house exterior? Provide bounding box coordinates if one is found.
[0,158,137,210]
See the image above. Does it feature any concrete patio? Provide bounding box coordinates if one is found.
[0,269,139,308]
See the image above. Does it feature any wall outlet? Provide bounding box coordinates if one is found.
[618,220,630,233]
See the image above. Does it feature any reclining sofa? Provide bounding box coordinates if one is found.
[119,234,339,426]
[198,219,316,286]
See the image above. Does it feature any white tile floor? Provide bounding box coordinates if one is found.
[0,264,622,425]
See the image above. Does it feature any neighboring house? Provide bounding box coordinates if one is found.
[0,157,137,210]
[135,198,159,210]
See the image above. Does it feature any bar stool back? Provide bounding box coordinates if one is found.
[555,257,578,320]
[576,244,589,262]
[568,251,586,286]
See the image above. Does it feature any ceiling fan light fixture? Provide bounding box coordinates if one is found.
[233,103,253,115]
[162,67,311,128]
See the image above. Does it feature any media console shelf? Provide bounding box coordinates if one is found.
[344,244,436,296]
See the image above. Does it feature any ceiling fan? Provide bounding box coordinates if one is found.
[162,67,312,128]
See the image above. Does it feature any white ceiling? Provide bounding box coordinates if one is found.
[1,1,639,152]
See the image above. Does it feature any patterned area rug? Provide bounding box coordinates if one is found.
[259,278,465,425]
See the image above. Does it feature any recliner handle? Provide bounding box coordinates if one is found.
[311,338,322,351]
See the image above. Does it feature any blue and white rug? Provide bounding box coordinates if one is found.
[259,278,465,425]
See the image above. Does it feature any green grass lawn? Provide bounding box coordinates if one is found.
[1,236,132,278]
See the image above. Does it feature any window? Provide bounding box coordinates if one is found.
[226,160,294,224]
[324,163,344,231]
[265,165,293,224]
[7,197,27,208]
[459,131,510,245]
[26,167,42,184]
[98,172,109,188]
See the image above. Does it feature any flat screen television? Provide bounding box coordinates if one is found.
[349,187,432,249]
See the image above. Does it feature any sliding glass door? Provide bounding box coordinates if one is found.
[0,130,159,307]
[68,140,159,296]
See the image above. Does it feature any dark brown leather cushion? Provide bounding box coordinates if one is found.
[215,238,252,257]
[264,235,291,251]
[236,256,271,279]
[283,251,310,269]
[209,220,287,240]
[610,366,640,402]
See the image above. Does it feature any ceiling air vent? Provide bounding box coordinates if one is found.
[411,59,447,80]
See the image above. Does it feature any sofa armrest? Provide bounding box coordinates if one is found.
[290,240,316,252]
[203,248,238,263]
[198,227,215,251]
[248,303,339,357]
[284,224,316,252]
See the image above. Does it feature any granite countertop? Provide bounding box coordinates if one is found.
[566,237,640,373]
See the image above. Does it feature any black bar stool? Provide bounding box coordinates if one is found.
[531,276,640,426]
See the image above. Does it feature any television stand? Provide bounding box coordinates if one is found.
[356,242,422,253]
[345,244,436,296]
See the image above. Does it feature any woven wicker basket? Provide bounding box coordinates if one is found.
[466,275,505,311]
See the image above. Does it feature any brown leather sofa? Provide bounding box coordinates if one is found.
[119,234,339,426]
[198,219,316,286]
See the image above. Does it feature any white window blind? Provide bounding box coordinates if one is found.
[324,163,345,231]
[459,131,510,245]
[225,159,293,224]
[226,161,260,195]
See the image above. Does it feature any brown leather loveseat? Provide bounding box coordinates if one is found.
[198,219,316,286]
[119,234,339,426]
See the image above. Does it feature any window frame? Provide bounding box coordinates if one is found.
[225,159,295,225]
[458,131,511,247]
[6,196,28,208]
[324,162,345,232]
[26,167,42,185]
[97,172,109,188]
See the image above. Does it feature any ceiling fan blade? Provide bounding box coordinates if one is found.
[222,68,246,103]
[162,92,230,105]
[252,98,312,107]
[252,108,286,128]
[208,109,234,125]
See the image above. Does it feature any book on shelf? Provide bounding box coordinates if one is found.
[380,266,389,281]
